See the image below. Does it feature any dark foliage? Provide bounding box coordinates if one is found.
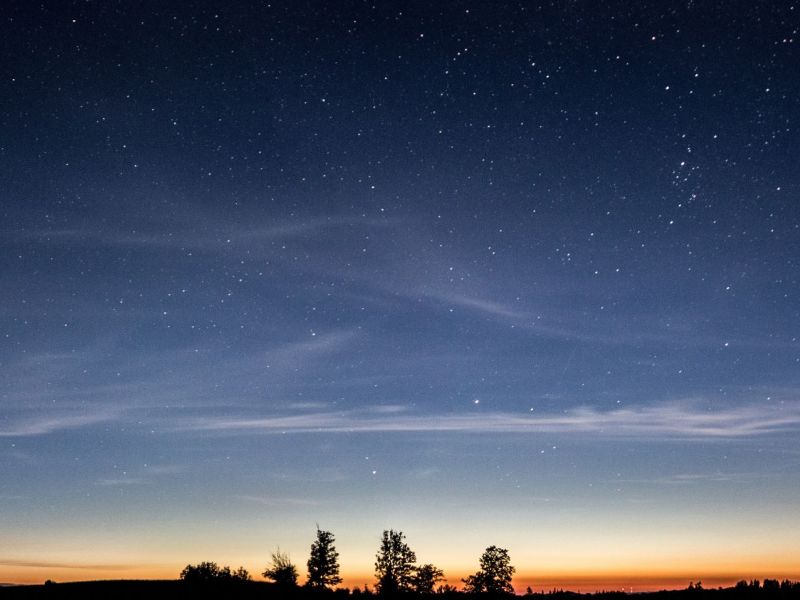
[180,561,251,582]
[1,579,800,599]
[263,550,299,587]
[413,564,446,594]
[374,529,417,594]
[462,546,515,595]
[307,527,343,590]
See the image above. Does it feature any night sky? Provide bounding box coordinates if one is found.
[2,0,799,591]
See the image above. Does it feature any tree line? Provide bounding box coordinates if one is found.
[180,527,515,594]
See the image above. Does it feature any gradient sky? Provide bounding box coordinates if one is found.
[2,0,800,592]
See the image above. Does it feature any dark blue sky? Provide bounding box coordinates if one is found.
[1,0,799,589]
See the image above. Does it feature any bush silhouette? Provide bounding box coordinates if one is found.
[263,549,299,587]
[180,561,251,582]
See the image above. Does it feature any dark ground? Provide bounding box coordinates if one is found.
[1,580,799,600]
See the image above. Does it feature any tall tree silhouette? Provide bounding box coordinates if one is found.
[462,546,515,595]
[374,529,417,594]
[307,527,343,590]
[263,549,299,587]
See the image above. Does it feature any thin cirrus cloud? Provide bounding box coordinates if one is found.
[0,411,118,438]
[1,328,358,410]
[0,559,139,570]
[4,214,398,254]
[233,494,320,507]
[179,401,800,440]
[0,330,362,438]
[7,400,798,441]
[417,290,791,350]
[94,465,185,487]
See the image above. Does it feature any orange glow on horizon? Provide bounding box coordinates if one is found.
[3,565,799,593]
[0,557,800,594]
[339,570,800,595]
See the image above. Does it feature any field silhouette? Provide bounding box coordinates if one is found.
[2,579,800,600]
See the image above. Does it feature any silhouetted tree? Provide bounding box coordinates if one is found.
[181,561,224,582]
[307,527,343,590]
[780,580,800,593]
[763,579,779,591]
[263,550,299,587]
[687,581,703,591]
[180,561,251,582]
[462,546,515,595]
[412,563,445,594]
[374,529,417,594]
[231,567,252,582]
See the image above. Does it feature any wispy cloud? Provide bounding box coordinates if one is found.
[4,215,398,254]
[94,464,185,487]
[233,494,320,507]
[254,330,358,367]
[427,292,531,321]
[0,329,358,417]
[0,412,117,437]
[0,559,138,570]
[415,290,796,350]
[95,477,151,486]
[615,472,752,486]
[178,401,800,440]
